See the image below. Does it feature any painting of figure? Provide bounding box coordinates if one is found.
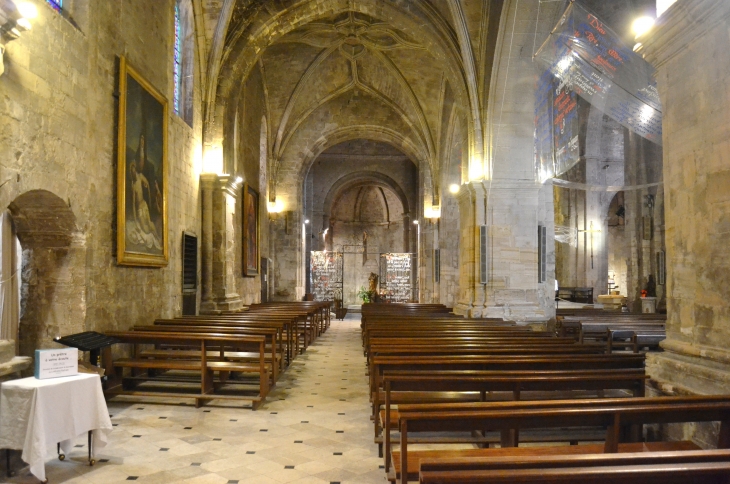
[117,57,168,266]
[243,184,259,276]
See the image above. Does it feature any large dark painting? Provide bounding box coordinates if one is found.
[243,184,259,276]
[116,57,168,266]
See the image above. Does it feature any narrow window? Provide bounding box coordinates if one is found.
[173,3,182,116]
[47,0,62,12]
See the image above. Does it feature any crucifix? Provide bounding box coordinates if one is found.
[578,221,602,269]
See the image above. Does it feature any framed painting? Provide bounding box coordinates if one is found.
[116,56,169,266]
[243,183,260,276]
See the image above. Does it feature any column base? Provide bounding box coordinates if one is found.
[200,295,244,314]
[645,341,730,448]
[454,302,550,327]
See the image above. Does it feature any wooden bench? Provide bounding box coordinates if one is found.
[380,369,648,469]
[392,395,730,483]
[103,331,270,409]
[607,328,666,353]
[419,450,730,483]
[370,353,646,404]
[557,287,594,303]
[133,324,282,381]
[172,315,299,363]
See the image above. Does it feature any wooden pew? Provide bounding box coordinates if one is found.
[580,322,665,344]
[369,353,646,405]
[607,328,666,353]
[420,456,730,483]
[392,395,730,483]
[103,331,270,409]
[417,448,730,482]
[175,315,300,362]
[378,368,648,467]
[133,324,282,382]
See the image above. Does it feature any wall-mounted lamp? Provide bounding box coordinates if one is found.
[234,176,243,185]
[304,219,309,224]
[424,206,441,223]
[267,198,284,214]
[0,2,37,77]
[413,220,419,225]
[449,184,460,195]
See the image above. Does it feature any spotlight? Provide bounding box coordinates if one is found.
[632,16,655,38]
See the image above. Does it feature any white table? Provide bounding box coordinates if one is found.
[0,373,112,481]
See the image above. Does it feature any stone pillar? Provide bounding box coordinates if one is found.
[640,0,730,401]
[455,181,554,322]
[402,213,410,252]
[200,174,243,313]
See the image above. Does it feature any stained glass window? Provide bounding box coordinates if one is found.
[47,0,62,12]
[173,4,181,115]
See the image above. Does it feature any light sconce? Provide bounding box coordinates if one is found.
[304,219,309,224]
[424,206,441,223]
[449,184,460,195]
[268,198,284,213]
[234,176,243,185]
[0,2,37,77]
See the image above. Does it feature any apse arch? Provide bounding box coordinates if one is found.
[275,125,428,212]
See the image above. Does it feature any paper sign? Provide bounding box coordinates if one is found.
[34,348,78,379]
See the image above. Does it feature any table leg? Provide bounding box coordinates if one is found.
[6,448,10,478]
[57,442,65,461]
[88,431,95,466]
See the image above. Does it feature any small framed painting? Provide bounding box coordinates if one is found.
[242,183,259,276]
[116,56,168,266]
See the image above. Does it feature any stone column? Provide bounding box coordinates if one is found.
[455,181,554,322]
[640,0,730,400]
[402,213,410,252]
[200,174,243,313]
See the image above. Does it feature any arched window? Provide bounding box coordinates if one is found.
[174,0,194,126]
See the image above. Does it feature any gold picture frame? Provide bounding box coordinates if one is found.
[116,57,169,266]
[242,183,259,276]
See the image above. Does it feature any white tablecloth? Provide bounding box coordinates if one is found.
[0,373,112,481]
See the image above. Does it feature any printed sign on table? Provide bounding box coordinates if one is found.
[34,348,78,380]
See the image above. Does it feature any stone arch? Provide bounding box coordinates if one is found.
[275,126,425,214]
[7,190,86,359]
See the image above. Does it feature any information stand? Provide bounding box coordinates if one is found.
[310,251,343,302]
[379,253,417,303]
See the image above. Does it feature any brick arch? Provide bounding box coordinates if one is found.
[6,190,85,359]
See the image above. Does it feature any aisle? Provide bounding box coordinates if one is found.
[9,315,385,484]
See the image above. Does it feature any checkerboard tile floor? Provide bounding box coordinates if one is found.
[6,314,385,484]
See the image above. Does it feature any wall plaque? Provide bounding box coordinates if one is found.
[34,348,78,380]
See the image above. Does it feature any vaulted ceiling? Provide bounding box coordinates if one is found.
[194,0,499,200]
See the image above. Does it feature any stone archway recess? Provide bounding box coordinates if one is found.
[8,190,86,359]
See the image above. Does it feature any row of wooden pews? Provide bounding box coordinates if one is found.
[101,301,331,409]
[556,309,667,353]
[363,303,730,484]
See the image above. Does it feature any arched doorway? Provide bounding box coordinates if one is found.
[7,190,86,359]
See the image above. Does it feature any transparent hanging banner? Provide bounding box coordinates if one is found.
[534,1,662,181]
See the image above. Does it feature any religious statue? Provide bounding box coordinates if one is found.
[368,272,378,293]
[645,275,657,298]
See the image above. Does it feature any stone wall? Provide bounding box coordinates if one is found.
[0,0,203,355]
